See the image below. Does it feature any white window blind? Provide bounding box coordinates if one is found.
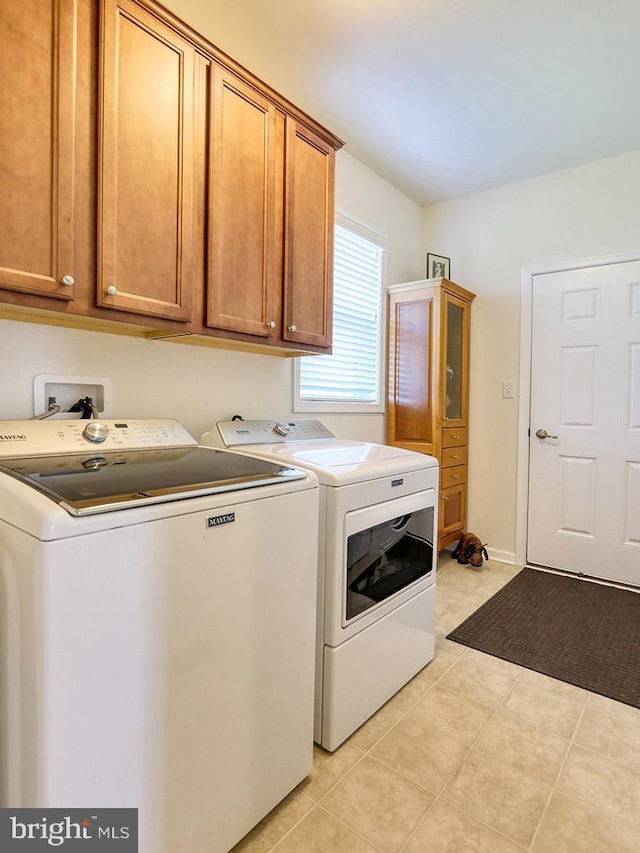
[295,217,385,413]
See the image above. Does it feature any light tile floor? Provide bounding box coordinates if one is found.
[232,554,640,852]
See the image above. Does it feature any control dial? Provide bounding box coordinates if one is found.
[274,421,291,437]
[82,422,109,443]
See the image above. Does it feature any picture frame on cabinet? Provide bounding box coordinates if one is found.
[426,253,450,279]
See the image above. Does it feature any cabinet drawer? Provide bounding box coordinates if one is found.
[441,446,467,468]
[441,464,466,489]
[442,427,467,448]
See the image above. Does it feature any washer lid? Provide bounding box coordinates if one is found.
[0,446,307,516]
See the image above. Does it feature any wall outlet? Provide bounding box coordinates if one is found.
[502,380,516,399]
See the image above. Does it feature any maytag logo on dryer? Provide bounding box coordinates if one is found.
[0,433,27,441]
[207,512,236,528]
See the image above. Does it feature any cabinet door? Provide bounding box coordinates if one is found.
[283,119,334,349]
[98,0,193,321]
[0,0,77,300]
[387,289,437,453]
[442,290,471,427]
[439,483,467,547]
[206,66,282,337]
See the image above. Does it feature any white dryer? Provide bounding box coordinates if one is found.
[202,419,439,751]
[0,418,318,853]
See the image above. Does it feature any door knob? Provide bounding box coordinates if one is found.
[535,428,558,440]
[288,324,297,333]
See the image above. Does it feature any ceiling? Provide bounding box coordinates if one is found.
[179,0,640,205]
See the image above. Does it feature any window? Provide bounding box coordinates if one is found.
[294,215,386,413]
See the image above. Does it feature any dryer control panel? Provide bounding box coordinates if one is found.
[217,419,336,446]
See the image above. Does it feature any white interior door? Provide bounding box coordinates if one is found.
[527,260,640,585]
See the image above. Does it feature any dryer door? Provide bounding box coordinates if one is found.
[346,510,431,619]
[324,488,436,644]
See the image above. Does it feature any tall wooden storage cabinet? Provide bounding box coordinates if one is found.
[387,278,476,551]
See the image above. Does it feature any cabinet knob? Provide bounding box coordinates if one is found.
[60,274,74,287]
[266,320,276,330]
[288,324,297,333]
[451,474,459,480]
[106,285,118,297]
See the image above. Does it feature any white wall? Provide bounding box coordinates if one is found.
[0,149,422,443]
[422,149,640,561]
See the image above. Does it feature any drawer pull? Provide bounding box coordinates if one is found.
[451,434,460,439]
[451,474,459,480]
[451,454,459,460]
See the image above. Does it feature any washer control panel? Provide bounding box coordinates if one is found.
[0,419,197,457]
[217,419,336,446]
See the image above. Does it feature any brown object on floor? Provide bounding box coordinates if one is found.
[452,532,488,567]
[446,567,640,710]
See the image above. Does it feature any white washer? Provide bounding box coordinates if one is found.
[203,419,438,751]
[0,418,319,853]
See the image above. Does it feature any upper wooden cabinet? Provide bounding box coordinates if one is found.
[387,278,475,550]
[97,0,194,322]
[283,120,335,350]
[204,75,336,351]
[206,66,283,339]
[0,0,343,353]
[0,0,78,301]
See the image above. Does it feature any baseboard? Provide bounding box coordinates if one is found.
[486,548,517,565]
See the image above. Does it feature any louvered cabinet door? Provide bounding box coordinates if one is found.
[97,0,194,322]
